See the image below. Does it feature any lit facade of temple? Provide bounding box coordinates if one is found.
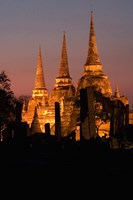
[22,12,129,138]
[22,31,76,136]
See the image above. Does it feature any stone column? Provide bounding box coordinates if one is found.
[45,123,51,135]
[80,87,96,140]
[125,104,129,126]
[55,102,61,141]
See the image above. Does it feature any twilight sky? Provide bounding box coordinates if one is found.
[0,0,133,108]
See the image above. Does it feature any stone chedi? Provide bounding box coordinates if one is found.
[77,11,112,97]
[22,47,50,134]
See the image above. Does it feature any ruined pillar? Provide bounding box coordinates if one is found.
[55,102,61,141]
[80,87,96,140]
[45,123,51,135]
[125,104,129,126]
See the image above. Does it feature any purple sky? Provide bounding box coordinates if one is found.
[0,0,133,108]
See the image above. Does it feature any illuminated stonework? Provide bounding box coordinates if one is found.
[22,32,76,136]
[22,12,129,138]
[77,11,112,98]
[77,70,112,97]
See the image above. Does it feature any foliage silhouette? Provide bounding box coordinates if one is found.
[0,71,17,133]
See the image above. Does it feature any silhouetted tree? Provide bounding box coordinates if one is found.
[0,71,17,134]
[95,101,111,135]
[94,92,112,136]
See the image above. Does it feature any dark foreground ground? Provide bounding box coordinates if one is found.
[0,138,133,196]
[1,139,133,175]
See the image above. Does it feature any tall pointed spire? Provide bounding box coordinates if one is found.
[114,84,120,98]
[30,106,42,134]
[84,11,102,72]
[32,46,48,98]
[34,46,46,89]
[78,10,112,97]
[53,31,75,95]
[58,31,70,78]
